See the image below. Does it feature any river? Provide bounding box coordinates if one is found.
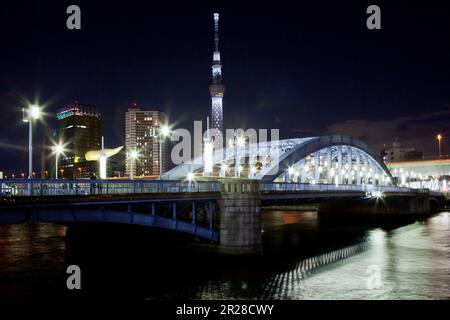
[0,211,449,300]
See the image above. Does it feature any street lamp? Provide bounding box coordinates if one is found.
[158,125,171,179]
[237,136,245,147]
[234,136,246,177]
[187,172,195,181]
[52,143,64,179]
[288,166,295,182]
[128,149,139,180]
[437,134,443,157]
[22,104,41,179]
[220,163,228,177]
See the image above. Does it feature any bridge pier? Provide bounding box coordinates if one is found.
[215,178,262,255]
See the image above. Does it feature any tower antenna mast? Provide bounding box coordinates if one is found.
[214,13,220,52]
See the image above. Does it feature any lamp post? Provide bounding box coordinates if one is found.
[288,167,295,183]
[52,143,64,179]
[437,134,443,157]
[22,104,41,179]
[236,136,245,177]
[128,150,139,180]
[159,125,170,179]
[99,136,107,180]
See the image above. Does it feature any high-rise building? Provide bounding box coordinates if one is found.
[209,13,225,141]
[56,102,103,178]
[381,140,423,162]
[125,106,168,177]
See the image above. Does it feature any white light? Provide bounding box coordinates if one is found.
[373,191,383,198]
[161,125,170,137]
[53,144,64,154]
[187,172,194,181]
[237,137,245,147]
[288,167,295,175]
[204,140,213,175]
[30,105,40,119]
[99,156,107,179]
[129,150,139,159]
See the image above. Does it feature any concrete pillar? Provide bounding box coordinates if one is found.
[217,178,262,255]
[363,154,369,185]
[234,142,239,177]
[355,150,361,185]
[300,159,307,183]
[343,146,348,184]
[337,146,343,184]
[314,151,320,183]
[327,147,333,184]
[371,160,376,186]
[348,147,353,184]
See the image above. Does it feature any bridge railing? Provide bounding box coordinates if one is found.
[0,179,221,197]
[259,182,416,193]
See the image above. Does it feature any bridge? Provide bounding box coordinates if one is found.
[0,135,446,255]
[162,135,394,185]
[0,178,444,255]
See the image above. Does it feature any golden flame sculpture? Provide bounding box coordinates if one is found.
[85,146,124,161]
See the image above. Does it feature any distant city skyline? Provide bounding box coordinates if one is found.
[0,1,449,172]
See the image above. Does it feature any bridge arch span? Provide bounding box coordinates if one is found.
[163,135,393,186]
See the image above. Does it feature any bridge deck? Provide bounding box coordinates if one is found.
[0,191,221,208]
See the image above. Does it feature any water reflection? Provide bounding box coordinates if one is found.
[194,241,369,300]
[0,211,449,299]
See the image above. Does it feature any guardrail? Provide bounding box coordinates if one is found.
[0,179,221,197]
[259,182,417,193]
[0,179,428,198]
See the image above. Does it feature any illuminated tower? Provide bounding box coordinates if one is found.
[209,13,225,141]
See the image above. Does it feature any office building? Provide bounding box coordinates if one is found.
[125,105,168,177]
[56,102,103,178]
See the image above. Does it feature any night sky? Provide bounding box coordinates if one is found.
[1,0,450,173]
